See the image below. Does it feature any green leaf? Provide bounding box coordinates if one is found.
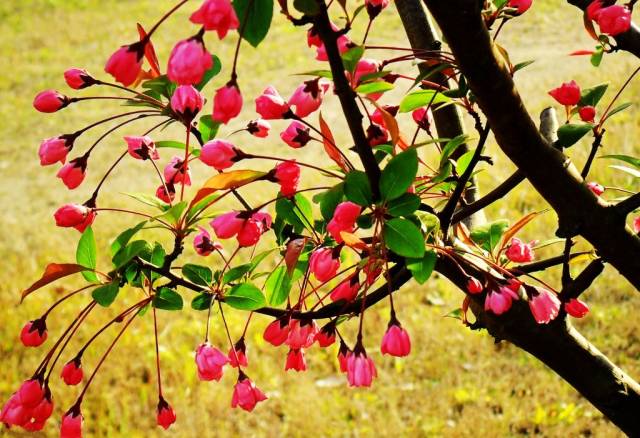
[233,0,273,47]
[223,263,253,284]
[225,283,266,310]
[341,46,365,73]
[142,75,175,99]
[470,220,510,252]
[195,54,222,91]
[579,83,608,107]
[399,90,451,113]
[147,242,166,281]
[555,123,594,148]
[112,240,150,270]
[383,218,425,258]
[275,194,314,233]
[296,70,333,79]
[317,183,344,221]
[92,282,120,307]
[599,154,640,168]
[387,193,420,217]
[110,221,146,257]
[439,135,469,168]
[415,211,440,237]
[198,114,221,142]
[154,201,188,225]
[264,266,292,306]
[153,287,183,311]
[406,250,437,284]
[344,170,373,206]
[291,194,314,230]
[123,192,168,210]
[191,293,213,311]
[591,46,604,67]
[512,60,535,74]
[76,227,98,283]
[293,0,319,15]
[182,264,213,286]
[355,81,394,95]
[380,148,418,201]
[603,102,632,122]
[156,140,187,151]
[455,150,475,175]
[609,165,640,178]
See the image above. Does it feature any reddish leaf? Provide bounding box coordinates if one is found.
[319,112,349,172]
[570,50,595,56]
[137,23,161,77]
[583,12,599,41]
[369,100,399,147]
[190,170,267,208]
[340,231,368,250]
[22,263,89,302]
[284,238,306,276]
[498,210,543,254]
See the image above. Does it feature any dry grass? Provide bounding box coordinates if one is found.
[0,0,638,436]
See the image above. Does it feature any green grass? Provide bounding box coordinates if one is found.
[1,0,638,436]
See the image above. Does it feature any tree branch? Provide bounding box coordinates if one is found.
[561,258,605,300]
[616,191,640,216]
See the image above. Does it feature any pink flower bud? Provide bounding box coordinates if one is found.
[364,257,383,285]
[288,78,330,118]
[156,399,176,430]
[156,184,176,204]
[195,343,229,381]
[380,322,411,357]
[528,287,561,324]
[549,80,581,106]
[285,349,307,372]
[213,83,243,124]
[412,107,434,130]
[315,323,336,347]
[164,156,191,186]
[346,347,377,387]
[587,181,605,196]
[105,43,144,86]
[484,285,519,315]
[167,37,213,85]
[330,276,360,302]
[64,68,95,89]
[634,216,640,233]
[263,319,290,346]
[286,319,318,350]
[327,202,361,242]
[231,375,267,412]
[505,238,535,263]
[274,160,300,197]
[200,139,239,170]
[190,0,240,39]
[236,218,263,247]
[280,121,311,148]
[316,35,351,61]
[18,380,44,408]
[28,395,54,428]
[54,204,96,232]
[20,319,48,347]
[255,86,290,119]
[60,411,83,438]
[211,211,244,239]
[247,119,270,137]
[587,0,603,20]
[565,298,590,318]
[594,4,631,36]
[124,135,159,160]
[39,135,75,166]
[57,157,87,190]
[193,227,221,256]
[33,90,68,113]
[367,123,389,146]
[508,0,532,14]
[170,85,204,122]
[353,58,380,85]
[365,0,390,17]
[467,277,484,294]
[309,248,340,282]
[61,359,83,386]
[228,339,248,368]
[579,105,596,122]
[0,394,29,427]
[337,341,350,373]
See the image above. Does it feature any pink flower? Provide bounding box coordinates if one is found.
[365,0,390,16]
[316,35,351,61]
[505,237,535,263]
[247,119,270,137]
[213,83,243,124]
[346,347,377,387]
[236,218,263,247]
[587,181,605,196]
[39,135,75,166]
[190,0,239,39]
[587,0,603,20]
[579,105,596,122]
[167,37,213,85]
[255,86,290,119]
[338,342,350,373]
[231,375,267,412]
[315,323,336,347]
[25,396,54,431]
[285,349,307,372]
[263,319,290,346]
[57,157,87,190]
[18,380,44,408]
[327,201,361,242]
[330,276,360,302]
[20,319,48,347]
[466,277,483,294]
[280,121,311,148]
[60,359,83,386]
[508,0,532,14]
[528,287,561,324]
[484,285,519,315]
[64,68,94,89]
[412,107,433,130]
[124,135,159,160]
[164,156,191,185]
[633,216,640,233]
[352,59,380,85]
[309,247,340,282]
[289,79,330,118]
[549,80,581,106]
[211,211,244,239]
[286,319,318,349]
[60,411,83,438]
[193,227,221,256]
[565,298,589,318]
[54,204,96,232]
[156,399,176,430]
[171,85,204,122]
[156,184,176,204]
[274,161,300,197]
[380,322,411,357]
[33,90,68,113]
[228,339,249,368]
[200,139,239,170]
[195,343,229,381]
[366,123,389,146]
[104,43,144,86]
[594,5,631,36]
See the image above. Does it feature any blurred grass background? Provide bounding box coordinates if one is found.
[1,0,639,436]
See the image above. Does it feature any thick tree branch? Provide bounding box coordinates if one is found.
[616,191,640,216]
[509,251,593,274]
[561,258,605,300]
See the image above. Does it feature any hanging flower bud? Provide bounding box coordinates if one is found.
[352,59,381,85]
[25,394,54,431]
[565,298,590,318]
[195,343,229,381]
[64,68,95,89]
[505,238,536,263]
[164,156,191,186]
[104,42,145,86]
[213,83,243,124]
[579,105,596,122]
[412,107,434,131]
[193,227,222,256]
[327,202,361,243]
[39,134,76,166]
[60,358,83,386]
[54,203,96,232]
[274,161,300,197]
[346,344,377,387]
[484,285,519,315]
[548,80,581,106]
[633,216,640,233]
[366,123,389,146]
[228,338,248,368]
[190,0,240,39]
[170,85,204,123]
[286,319,318,350]
[330,276,360,302]
[288,78,330,118]
[315,322,336,347]
[20,319,48,347]
[33,90,69,113]
[156,398,176,430]
[466,277,484,294]
[380,320,411,357]
[255,86,290,119]
[200,139,240,170]
[507,0,533,14]
[316,35,351,61]
[57,159,87,190]
[365,0,390,19]
[528,287,561,324]
[338,341,350,373]
[231,374,267,412]
[60,410,83,438]
[587,181,605,196]
[263,318,290,346]
[124,135,159,160]
[247,119,270,138]
[285,349,307,372]
[280,121,311,148]
[156,184,176,204]
[167,35,213,85]
[211,211,244,239]
[309,247,340,282]
[593,4,631,36]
